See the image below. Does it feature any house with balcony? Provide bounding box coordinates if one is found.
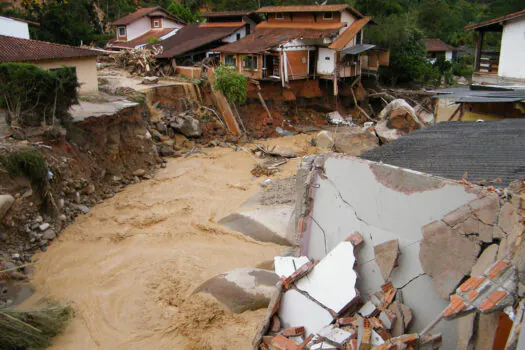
[466,8,525,85]
[153,11,261,64]
[214,5,389,95]
[106,7,185,50]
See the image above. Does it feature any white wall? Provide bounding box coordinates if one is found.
[317,48,336,75]
[339,10,357,35]
[499,17,525,80]
[126,17,151,41]
[163,18,183,29]
[445,50,453,61]
[223,27,246,43]
[0,16,30,39]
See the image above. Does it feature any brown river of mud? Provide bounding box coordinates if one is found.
[21,138,313,349]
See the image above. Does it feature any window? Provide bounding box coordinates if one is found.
[118,26,126,37]
[243,55,258,70]
[225,55,237,67]
[323,12,333,20]
[275,13,284,20]
[153,20,160,28]
[236,33,241,41]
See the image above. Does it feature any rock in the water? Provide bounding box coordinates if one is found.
[315,131,334,149]
[0,194,15,221]
[374,239,400,281]
[133,169,146,177]
[170,114,202,138]
[420,220,481,299]
[376,99,424,143]
[142,76,159,84]
[333,127,379,156]
[195,268,279,313]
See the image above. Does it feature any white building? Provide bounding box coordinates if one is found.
[466,9,525,85]
[424,38,455,63]
[106,6,185,50]
[0,16,38,39]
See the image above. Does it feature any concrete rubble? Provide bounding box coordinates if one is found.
[250,154,525,350]
[375,99,425,143]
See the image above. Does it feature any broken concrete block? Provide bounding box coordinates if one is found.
[274,256,310,278]
[454,216,493,243]
[456,313,476,350]
[317,324,355,347]
[374,239,400,281]
[295,242,359,314]
[420,220,481,299]
[315,130,334,149]
[268,145,297,158]
[218,206,295,245]
[310,341,338,350]
[378,310,396,330]
[278,289,333,336]
[333,127,379,156]
[281,326,305,337]
[474,312,501,350]
[499,202,518,235]
[271,334,298,350]
[359,301,378,318]
[442,204,471,227]
[471,244,499,277]
[195,268,279,313]
[469,195,499,225]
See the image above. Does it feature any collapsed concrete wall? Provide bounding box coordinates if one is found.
[293,154,504,349]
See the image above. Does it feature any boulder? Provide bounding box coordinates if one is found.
[0,194,15,221]
[268,145,297,158]
[157,144,175,157]
[376,99,424,143]
[414,105,434,125]
[195,268,279,313]
[170,114,202,138]
[315,131,334,149]
[333,127,379,156]
[42,229,56,240]
[133,169,146,177]
[142,76,159,85]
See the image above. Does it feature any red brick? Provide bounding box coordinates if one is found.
[346,231,364,248]
[338,317,357,326]
[281,326,305,337]
[370,317,384,329]
[459,277,486,293]
[467,290,478,301]
[298,334,314,350]
[271,334,298,350]
[444,295,467,317]
[479,290,508,312]
[281,262,317,289]
[489,260,511,279]
[381,282,396,308]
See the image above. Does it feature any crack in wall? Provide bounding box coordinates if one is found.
[310,215,328,255]
[323,176,371,226]
[397,273,426,290]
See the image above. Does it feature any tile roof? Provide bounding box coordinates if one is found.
[256,21,345,30]
[360,119,525,187]
[465,9,525,30]
[110,6,185,26]
[155,23,244,58]
[257,4,350,13]
[106,28,176,49]
[424,38,455,52]
[216,27,339,54]
[0,35,99,63]
[200,11,255,17]
[328,17,371,51]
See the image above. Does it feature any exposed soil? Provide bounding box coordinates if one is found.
[21,141,313,349]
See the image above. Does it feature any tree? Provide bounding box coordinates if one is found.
[167,1,198,23]
[213,66,247,104]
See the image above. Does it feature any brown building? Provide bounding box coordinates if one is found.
[215,5,389,94]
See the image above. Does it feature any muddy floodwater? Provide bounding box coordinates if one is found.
[22,144,305,349]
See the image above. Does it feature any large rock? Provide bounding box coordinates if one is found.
[376,99,424,143]
[0,194,15,221]
[333,127,379,156]
[419,220,481,299]
[195,268,279,313]
[315,131,334,149]
[268,145,297,158]
[170,114,202,137]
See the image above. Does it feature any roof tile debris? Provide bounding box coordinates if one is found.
[0,35,99,62]
[424,38,455,52]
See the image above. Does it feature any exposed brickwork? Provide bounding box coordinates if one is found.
[281,326,305,337]
[346,232,364,248]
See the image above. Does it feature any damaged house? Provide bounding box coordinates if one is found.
[153,11,261,64]
[215,5,389,95]
[106,6,185,50]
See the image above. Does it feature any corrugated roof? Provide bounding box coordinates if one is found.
[424,38,455,52]
[431,87,525,103]
[106,28,176,49]
[465,8,525,30]
[156,23,243,58]
[341,43,376,55]
[328,17,370,51]
[0,35,99,62]
[216,27,339,54]
[361,119,525,187]
[110,7,185,26]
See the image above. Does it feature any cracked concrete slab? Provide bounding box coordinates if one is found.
[295,154,487,349]
[374,239,400,281]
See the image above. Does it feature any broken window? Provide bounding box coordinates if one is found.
[118,26,126,37]
[243,55,258,70]
[225,55,237,67]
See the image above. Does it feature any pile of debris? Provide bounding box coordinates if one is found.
[254,234,443,350]
[112,46,165,76]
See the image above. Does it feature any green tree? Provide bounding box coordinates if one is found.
[213,66,247,104]
[167,1,197,23]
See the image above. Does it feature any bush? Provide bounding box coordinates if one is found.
[146,37,160,45]
[213,65,247,104]
[0,62,79,127]
[2,150,48,189]
[452,54,474,79]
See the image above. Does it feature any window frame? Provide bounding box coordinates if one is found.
[225,55,237,68]
[323,12,333,20]
[153,20,160,28]
[243,55,258,71]
[118,26,126,38]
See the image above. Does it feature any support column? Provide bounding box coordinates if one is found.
[475,31,485,72]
